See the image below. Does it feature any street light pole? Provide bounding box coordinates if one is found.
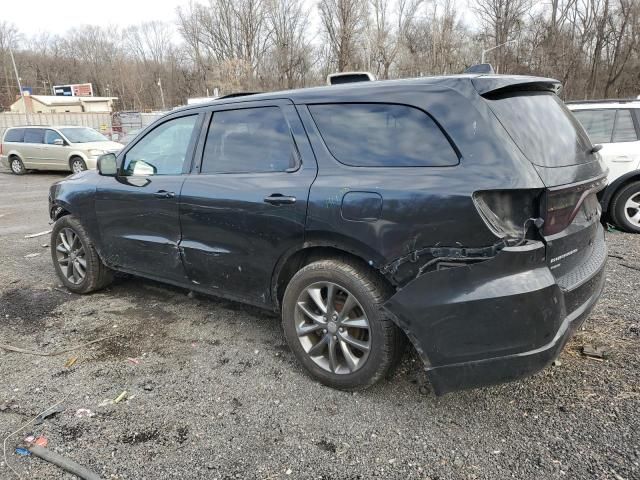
[9,48,30,125]
[157,78,166,111]
[481,39,518,64]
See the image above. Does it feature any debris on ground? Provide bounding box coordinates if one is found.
[24,230,52,239]
[34,404,65,425]
[15,447,31,456]
[0,335,117,356]
[114,391,128,404]
[0,400,18,412]
[581,344,609,360]
[24,253,41,259]
[619,262,640,272]
[552,359,562,367]
[75,408,95,418]
[64,356,78,368]
[34,435,48,447]
[127,357,140,365]
[28,444,101,480]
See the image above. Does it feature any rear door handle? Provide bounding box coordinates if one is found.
[264,194,296,205]
[154,190,176,199]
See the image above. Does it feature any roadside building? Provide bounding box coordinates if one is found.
[9,94,117,113]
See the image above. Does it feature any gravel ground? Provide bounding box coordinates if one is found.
[0,169,638,480]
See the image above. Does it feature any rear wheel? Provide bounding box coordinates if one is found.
[70,157,87,174]
[611,181,640,233]
[51,215,113,293]
[282,258,402,390]
[10,156,26,175]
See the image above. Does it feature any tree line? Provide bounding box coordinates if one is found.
[0,0,638,111]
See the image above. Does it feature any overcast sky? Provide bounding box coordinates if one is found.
[3,0,477,38]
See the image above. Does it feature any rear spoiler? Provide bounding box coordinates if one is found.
[472,75,562,96]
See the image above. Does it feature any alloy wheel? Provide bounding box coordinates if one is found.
[294,281,371,374]
[55,228,87,284]
[11,158,23,174]
[624,192,640,227]
[71,159,86,173]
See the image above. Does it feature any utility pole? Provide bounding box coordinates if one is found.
[157,78,166,111]
[9,48,30,125]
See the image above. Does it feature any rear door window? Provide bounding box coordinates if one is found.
[23,128,45,144]
[571,110,616,144]
[201,106,297,174]
[308,103,458,167]
[4,128,25,143]
[487,92,593,167]
[612,110,638,142]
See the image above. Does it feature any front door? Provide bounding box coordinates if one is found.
[95,113,203,282]
[179,102,317,305]
[43,129,69,170]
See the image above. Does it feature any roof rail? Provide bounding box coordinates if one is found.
[217,92,262,99]
[565,98,639,105]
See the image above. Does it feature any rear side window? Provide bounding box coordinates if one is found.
[23,128,45,144]
[612,110,638,142]
[4,128,25,143]
[201,107,297,174]
[571,110,616,144]
[45,130,64,145]
[487,92,592,167]
[309,103,458,167]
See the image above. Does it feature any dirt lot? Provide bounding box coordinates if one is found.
[0,169,638,480]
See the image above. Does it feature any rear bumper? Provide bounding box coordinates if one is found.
[384,227,606,395]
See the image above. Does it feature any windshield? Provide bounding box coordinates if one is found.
[486,92,593,167]
[60,127,109,143]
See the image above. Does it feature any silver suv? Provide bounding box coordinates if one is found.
[567,100,640,232]
[0,126,122,175]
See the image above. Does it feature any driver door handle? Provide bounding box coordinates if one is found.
[154,190,176,199]
[264,193,296,205]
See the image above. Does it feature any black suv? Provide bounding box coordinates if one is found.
[49,75,607,394]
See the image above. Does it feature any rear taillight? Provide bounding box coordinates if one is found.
[0,143,3,155]
[542,178,606,236]
[473,189,543,240]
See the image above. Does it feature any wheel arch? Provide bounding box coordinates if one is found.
[601,170,640,212]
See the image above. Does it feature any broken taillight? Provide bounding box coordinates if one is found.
[542,178,606,236]
[473,189,543,240]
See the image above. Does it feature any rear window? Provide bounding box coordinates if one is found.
[572,109,639,144]
[4,128,25,143]
[309,103,458,167]
[486,92,592,167]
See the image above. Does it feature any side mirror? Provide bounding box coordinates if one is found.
[97,153,118,176]
[53,138,64,146]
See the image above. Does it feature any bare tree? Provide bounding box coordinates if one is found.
[318,0,368,71]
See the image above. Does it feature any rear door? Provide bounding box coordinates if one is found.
[179,100,317,305]
[22,128,46,168]
[571,108,640,183]
[95,112,203,282]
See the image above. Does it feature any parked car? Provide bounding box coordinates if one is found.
[0,126,122,174]
[116,128,143,146]
[48,75,607,394]
[567,100,640,232]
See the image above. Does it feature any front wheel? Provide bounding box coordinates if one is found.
[51,215,113,293]
[70,157,87,174]
[282,258,403,390]
[610,181,640,233]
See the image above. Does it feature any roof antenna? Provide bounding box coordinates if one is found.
[464,63,495,74]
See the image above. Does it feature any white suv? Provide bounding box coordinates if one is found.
[567,100,640,233]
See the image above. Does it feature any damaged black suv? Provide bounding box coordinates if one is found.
[49,75,607,394]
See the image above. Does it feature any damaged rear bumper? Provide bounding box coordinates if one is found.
[384,229,607,395]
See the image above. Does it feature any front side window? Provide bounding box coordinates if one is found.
[308,103,458,167]
[572,109,616,144]
[45,130,64,145]
[612,110,638,142]
[123,115,198,176]
[23,128,45,144]
[59,127,108,143]
[201,107,297,174]
[4,128,25,143]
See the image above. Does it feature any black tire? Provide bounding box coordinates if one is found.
[70,156,87,173]
[282,258,403,390]
[51,215,113,293]
[9,156,26,175]
[610,181,640,233]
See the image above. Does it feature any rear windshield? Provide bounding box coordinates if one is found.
[486,92,593,167]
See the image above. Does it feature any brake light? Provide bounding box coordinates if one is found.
[473,189,543,240]
[542,178,606,236]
